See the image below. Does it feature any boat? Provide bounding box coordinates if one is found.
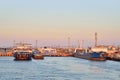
[13,43,32,60]
[113,53,120,61]
[74,48,106,61]
[106,52,120,61]
[14,52,32,60]
[32,49,44,59]
[40,47,57,56]
[90,52,106,61]
[74,48,91,59]
[105,45,120,61]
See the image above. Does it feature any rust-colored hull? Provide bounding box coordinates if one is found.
[14,53,32,60]
[90,57,106,61]
[32,54,44,60]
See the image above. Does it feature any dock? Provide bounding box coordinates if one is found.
[0,48,13,57]
[43,53,73,57]
[0,52,13,56]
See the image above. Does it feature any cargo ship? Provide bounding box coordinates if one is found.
[74,48,106,61]
[13,43,32,60]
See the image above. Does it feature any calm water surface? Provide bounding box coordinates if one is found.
[0,57,120,80]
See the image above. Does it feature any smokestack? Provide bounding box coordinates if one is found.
[95,32,97,47]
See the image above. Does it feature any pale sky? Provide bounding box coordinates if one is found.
[0,0,120,47]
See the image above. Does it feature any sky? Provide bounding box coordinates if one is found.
[0,0,120,47]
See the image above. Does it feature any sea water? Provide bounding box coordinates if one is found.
[0,57,120,80]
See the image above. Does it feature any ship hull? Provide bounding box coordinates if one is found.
[14,53,32,60]
[32,54,44,59]
[74,52,106,61]
[32,49,44,59]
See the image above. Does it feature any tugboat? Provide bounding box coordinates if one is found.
[13,43,32,60]
[32,49,44,60]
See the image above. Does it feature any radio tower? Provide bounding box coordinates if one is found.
[95,32,97,47]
